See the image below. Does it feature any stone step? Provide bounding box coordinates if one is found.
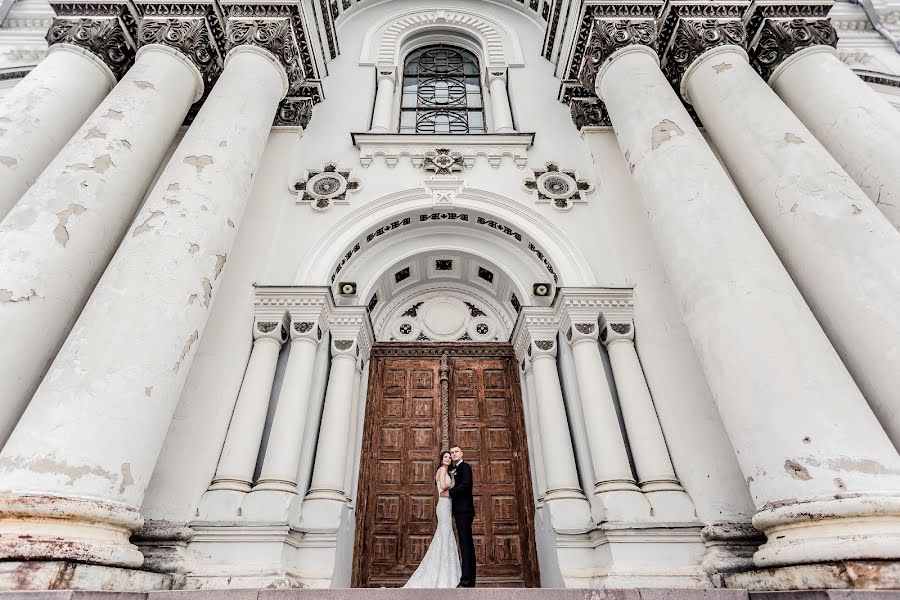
[1,590,899,600]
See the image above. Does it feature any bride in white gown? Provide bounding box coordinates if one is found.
[403,450,462,588]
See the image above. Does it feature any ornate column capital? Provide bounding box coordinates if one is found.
[329,305,374,361]
[559,81,611,130]
[512,306,559,361]
[253,316,288,344]
[558,287,635,346]
[600,315,635,348]
[486,67,508,84]
[376,66,397,83]
[134,0,226,97]
[578,12,661,94]
[46,0,138,80]
[744,0,837,83]
[658,0,750,101]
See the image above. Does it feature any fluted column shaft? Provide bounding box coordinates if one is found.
[683,45,900,454]
[769,46,900,230]
[209,320,286,493]
[595,42,900,567]
[0,45,288,567]
[0,44,116,219]
[0,44,203,449]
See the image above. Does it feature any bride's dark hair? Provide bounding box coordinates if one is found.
[436,450,451,472]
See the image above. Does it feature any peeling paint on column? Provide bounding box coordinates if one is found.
[188,244,200,254]
[0,156,18,168]
[0,455,118,485]
[133,210,165,236]
[54,204,86,246]
[784,133,804,144]
[213,254,226,279]
[66,154,115,174]
[0,288,38,303]
[184,155,214,174]
[84,128,106,141]
[134,80,156,91]
[200,278,212,307]
[118,463,134,494]
[650,119,684,150]
[103,109,124,120]
[173,330,200,373]
[712,62,732,74]
[784,459,812,480]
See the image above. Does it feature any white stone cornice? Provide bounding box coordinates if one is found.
[253,285,335,320]
[350,132,535,170]
[512,306,560,360]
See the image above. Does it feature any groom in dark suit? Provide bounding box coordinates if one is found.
[448,445,476,587]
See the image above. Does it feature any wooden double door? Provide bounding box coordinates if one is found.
[352,343,539,588]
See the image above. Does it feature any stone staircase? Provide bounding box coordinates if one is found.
[0,590,894,600]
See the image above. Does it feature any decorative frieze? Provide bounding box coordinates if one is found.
[352,133,535,169]
[523,161,593,212]
[45,14,136,80]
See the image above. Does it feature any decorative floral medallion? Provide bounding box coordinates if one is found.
[423,149,465,175]
[523,162,594,211]
[291,162,361,211]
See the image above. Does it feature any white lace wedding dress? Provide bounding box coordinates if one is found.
[403,471,461,588]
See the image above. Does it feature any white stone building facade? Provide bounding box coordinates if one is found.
[0,0,899,591]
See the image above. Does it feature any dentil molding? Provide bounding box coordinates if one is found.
[350,132,536,170]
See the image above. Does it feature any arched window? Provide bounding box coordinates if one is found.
[400,45,485,134]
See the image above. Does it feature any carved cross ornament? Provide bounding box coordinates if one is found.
[423,149,465,175]
[523,162,594,211]
[291,162,361,211]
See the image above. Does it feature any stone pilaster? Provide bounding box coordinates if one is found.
[513,307,591,533]
[242,288,334,520]
[302,306,373,528]
[558,290,650,524]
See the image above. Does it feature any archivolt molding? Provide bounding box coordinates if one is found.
[359,7,525,68]
[294,187,597,289]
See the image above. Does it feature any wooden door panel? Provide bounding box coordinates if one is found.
[354,344,539,588]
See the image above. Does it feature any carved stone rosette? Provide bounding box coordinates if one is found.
[46,6,137,80]
[134,0,226,93]
[579,17,659,93]
[749,17,837,82]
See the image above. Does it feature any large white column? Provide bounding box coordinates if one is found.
[348,359,371,506]
[590,34,900,568]
[0,43,289,567]
[682,43,900,454]
[198,317,286,518]
[301,307,373,529]
[369,68,396,133]
[760,31,900,230]
[487,69,515,133]
[513,309,591,533]
[558,296,649,523]
[0,40,117,219]
[600,315,695,521]
[0,43,204,448]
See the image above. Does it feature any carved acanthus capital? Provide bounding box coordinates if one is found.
[274,96,314,127]
[46,16,136,80]
[600,316,634,347]
[579,18,658,93]
[329,306,374,361]
[661,17,747,99]
[570,97,611,129]
[136,13,224,92]
[290,319,322,342]
[254,317,288,344]
[567,322,600,345]
[749,17,837,82]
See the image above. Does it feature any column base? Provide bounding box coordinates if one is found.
[645,490,698,522]
[0,494,144,568]
[195,488,245,521]
[591,488,652,523]
[298,491,348,531]
[753,495,900,567]
[241,488,302,522]
[543,492,592,533]
[0,561,173,591]
[701,523,765,585]
[723,560,900,590]
[131,519,194,575]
